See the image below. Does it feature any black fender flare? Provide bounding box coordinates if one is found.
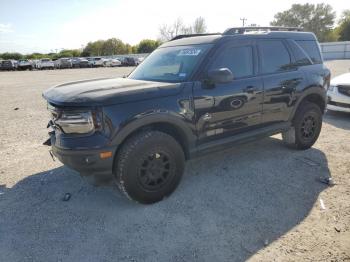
[289,86,326,122]
[110,112,196,155]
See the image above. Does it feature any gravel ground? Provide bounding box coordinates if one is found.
[0,62,349,262]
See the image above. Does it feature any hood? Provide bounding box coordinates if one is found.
[43,77,183,107]
[331,73,350,86]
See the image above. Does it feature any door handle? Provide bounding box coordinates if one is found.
[243,86,258,93]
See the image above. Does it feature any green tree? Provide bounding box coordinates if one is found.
[25,53,45,59]
[0,52,23,60]
[131,45,138,54]
[82,38,131,56]
[337,10,350,41]
[124,44,133,54]
[82,40,105,56]
[323,30,339,42]
[271,3,336,42]
[55,49,82,58]
[101,38,127,55]
[136,39,161,53]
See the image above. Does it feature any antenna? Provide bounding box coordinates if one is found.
[240,18,247,27]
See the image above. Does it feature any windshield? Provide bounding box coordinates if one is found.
[128,44,212,82]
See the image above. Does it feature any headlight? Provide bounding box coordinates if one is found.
[48,105,102,134]
[55,111,95,134]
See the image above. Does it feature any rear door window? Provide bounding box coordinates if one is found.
[258,40,292,74]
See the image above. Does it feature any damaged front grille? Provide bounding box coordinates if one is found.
[47,103,63,131]
[47,103,61,120]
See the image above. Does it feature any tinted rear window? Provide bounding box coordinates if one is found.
[287,40,312,66]
[296,40,322,64]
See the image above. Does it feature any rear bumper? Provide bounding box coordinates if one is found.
[18,65,32,70]
[0,66,15,70]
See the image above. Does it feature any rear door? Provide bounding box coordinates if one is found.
[193,40,264,145]
[257,39,306,124]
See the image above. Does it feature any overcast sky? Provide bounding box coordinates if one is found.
[0,0,347,54]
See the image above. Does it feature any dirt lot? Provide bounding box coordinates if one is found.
[0,62,349,262]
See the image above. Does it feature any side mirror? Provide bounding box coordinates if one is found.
[207,68,234,84]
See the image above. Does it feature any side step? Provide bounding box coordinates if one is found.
[190,122,291,158]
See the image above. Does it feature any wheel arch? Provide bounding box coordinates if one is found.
[112,114,195,161]
[290,87,326,121]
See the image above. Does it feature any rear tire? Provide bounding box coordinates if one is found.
[282,102,322,150]
[114,131,185,204]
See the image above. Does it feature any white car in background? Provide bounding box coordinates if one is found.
[103,58,122,67]
[327,73,350,113]
[37,58,54,70]
[87,57,105,67]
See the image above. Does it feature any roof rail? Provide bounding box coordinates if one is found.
[223,26,303,35]
[171,33,221,41]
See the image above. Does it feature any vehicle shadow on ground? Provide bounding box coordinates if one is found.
[323,110,350,130]
[0,137,331,262]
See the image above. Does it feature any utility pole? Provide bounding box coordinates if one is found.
[240,17,247,27]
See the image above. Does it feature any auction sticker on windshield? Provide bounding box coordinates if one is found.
[177,49,201,56]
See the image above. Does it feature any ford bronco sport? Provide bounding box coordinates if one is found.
[43,27,330,204]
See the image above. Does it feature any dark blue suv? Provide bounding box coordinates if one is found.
[43,27,330,204]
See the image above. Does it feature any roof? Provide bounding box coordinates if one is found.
[161,35,222,47]
[160,31,317,48]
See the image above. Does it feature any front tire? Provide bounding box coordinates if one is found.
[282,102,322,150]
[114,131,185,204]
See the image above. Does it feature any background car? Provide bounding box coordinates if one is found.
[31,59,39,69]
[122,56,139,66]
[88,57,104,67]
[17,59,33,70]
[103,58,122,67]
[327,72,350,113]
[71,58,89,68]
[0,60,17,70]
[36,58,54,70]
[86,57,93,67]
[55,58,72,69]
[138,57,145,63]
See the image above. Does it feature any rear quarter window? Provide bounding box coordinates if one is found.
[296,40,322,64]
[286,39,312,67]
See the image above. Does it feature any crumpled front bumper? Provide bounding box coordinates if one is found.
[51,144,116,177]
[44,131,117,178]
